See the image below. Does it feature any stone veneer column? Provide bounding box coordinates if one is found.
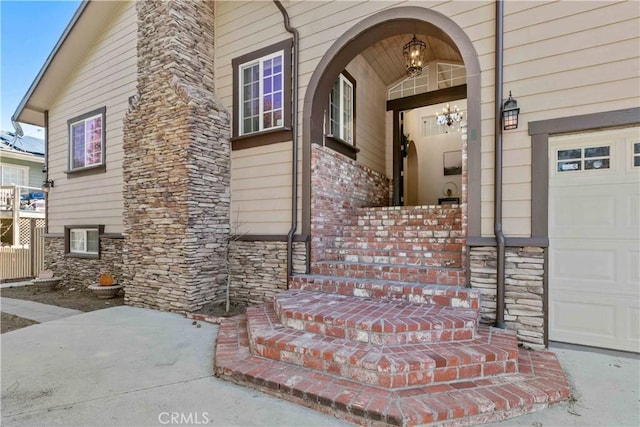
[122,0,230,312]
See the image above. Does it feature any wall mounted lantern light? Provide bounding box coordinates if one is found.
[502,91,520,130]
[403,35,426,77]
[42,179,54,193]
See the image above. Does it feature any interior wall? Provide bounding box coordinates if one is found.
[403,101,466,206]
[345,54,387,176]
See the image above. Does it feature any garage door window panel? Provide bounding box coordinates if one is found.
[557,145,611,173]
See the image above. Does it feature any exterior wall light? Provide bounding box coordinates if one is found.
[42,179,54,193]
[502,91,520,130]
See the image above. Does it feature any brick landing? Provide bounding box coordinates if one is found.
[215,306,570,426]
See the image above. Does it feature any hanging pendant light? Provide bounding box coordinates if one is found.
[436,104,463,127]
[403,35,426,77]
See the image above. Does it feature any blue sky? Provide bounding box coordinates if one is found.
[1,0,81,136]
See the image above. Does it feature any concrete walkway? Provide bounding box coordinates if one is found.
[0,280,33,289]
[488,343,639,427]
[1,302,638,426]
[1,306,349,427]
[1,297,83,322]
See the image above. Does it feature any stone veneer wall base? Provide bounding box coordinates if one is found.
[469,246,546,350]
[227,241,306,305]
[43,236,124,287]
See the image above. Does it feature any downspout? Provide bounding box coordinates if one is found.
[494,0,506,329]
[274,0,299,286]
[44,110,50,235]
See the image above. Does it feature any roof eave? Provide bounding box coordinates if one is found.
[0,149,45,163]
[12,1,90,127]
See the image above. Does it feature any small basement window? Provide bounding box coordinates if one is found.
[65,225,103,258]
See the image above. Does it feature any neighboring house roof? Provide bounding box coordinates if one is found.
[12,0,122,127]
[0,131,45,156]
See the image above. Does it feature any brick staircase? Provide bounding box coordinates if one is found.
[215,206,569,426]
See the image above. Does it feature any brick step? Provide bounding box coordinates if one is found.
[311,260,466,285]
[290,274,478,309]
[354,205,461,219]
[334,235,464,249]
[216,313,570,426]
[324,247,462,268]
[273,290,477,345]
[340,228,463,239]
[246,302,518,389]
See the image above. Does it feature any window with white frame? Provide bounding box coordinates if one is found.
[68,107,105,171]
[388,73,429,100]
[239,51,284,135]
[329,73,355,144]
[633,142,640,167]
[437,63,466,89]
[68,227,99,255]
[0,164,28,186]
[69,228,98,254]
[231,40,292,143]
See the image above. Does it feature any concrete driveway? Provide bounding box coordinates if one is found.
[1,306,348,427]
[1,305,638,427]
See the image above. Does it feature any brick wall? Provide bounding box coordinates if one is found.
[469,246,545,350]
[311,144,390,262]
[227,241,306,305]
[43,236,124,287]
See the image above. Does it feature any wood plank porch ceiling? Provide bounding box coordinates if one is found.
[360,33,463,86]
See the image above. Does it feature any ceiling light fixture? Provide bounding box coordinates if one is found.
[403,35,426,77]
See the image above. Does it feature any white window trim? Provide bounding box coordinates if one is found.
[238,49,285,136]
[329,73,354,144]
[0,163,28,186]
[436,63,466,89]
[388,73,429,101]
[69,113,103,171]
[69,228,99,255]
[67,107,107,173]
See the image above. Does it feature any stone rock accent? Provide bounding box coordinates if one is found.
[122,0,230,313]
[228,241,306,305]
[311,144,390,262]
[469,246,546,350]
[43,236,124,287]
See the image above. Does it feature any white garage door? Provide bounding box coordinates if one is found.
[549,127,640,352]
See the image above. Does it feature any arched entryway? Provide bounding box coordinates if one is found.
[302,6,482,239]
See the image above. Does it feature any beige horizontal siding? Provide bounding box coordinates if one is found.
[346,54,387,175]
[231,142,293,235]
[47,1,136,234]
[478,0,638,236]
[217,0,638,238]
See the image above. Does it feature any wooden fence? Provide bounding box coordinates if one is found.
[0,225,45,281]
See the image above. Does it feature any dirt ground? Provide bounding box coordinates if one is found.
[1,284,124,333]
[195,300,246,318]
[1,282,246,333]
[1,312,39,334]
